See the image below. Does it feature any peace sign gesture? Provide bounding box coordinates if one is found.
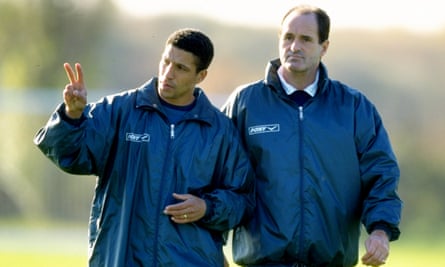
[63,62,87,119]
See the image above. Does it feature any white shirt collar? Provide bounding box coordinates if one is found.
[278,67,319,97]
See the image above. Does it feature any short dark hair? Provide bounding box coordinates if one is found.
[281,5,330,44]
[166,28,214,72]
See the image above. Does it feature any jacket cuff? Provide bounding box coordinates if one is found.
[370,222,400,241]
[58,103,85,126]
[201,197,214,222]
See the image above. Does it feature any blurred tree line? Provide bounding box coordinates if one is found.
[1,0,444,242]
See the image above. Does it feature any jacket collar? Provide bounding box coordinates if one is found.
[265,59,330,96]
[135,78,215,126]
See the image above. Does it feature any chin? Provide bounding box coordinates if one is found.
[283,64,304,73]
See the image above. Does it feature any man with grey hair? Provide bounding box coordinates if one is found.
[223,5,402,267]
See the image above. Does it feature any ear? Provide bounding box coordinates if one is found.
[196,69,207,84]
[320,40,329,57]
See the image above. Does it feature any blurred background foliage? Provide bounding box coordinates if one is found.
[1,0,444,246]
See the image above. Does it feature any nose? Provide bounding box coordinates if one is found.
[162,63,174,80]
[290,39,301,52]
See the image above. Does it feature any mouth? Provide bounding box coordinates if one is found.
[159,81,174,90]
[287,53,304,61]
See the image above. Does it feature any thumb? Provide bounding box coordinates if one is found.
[172,193,190,201]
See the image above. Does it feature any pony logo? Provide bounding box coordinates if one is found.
[248,124,280,135]
[126,133,150,143]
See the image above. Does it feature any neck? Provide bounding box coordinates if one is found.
[278,66,317,90]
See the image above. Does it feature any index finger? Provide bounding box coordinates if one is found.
[64,62,76,84]
[75,63,84,85]
[164,201,187,212]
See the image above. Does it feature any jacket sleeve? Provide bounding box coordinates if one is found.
[356,98,403,241]
[221,86,242,125]
[198,122,255,232]
[33,100,115,176]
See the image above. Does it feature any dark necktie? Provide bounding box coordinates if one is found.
[290,90,311,106]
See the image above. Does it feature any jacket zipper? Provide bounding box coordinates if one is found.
[298,105,305,259]
[299,106,304,120]
[170,124,175,139]
[153,123,175,267]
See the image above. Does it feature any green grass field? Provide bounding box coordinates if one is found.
[1,226,444,267]
[1,252,87,267]
[2,244,445,267]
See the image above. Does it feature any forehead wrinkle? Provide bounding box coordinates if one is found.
[162,45,196,71]
[281,13,318,40]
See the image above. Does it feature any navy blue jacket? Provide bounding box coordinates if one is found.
[223,60,402,267]
[34,78,255,267]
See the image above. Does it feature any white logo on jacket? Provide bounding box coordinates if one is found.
[248,124,280,135]
[126,133,150,142]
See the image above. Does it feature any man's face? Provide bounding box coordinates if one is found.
[279,12,328,76]
[158,44,206,106]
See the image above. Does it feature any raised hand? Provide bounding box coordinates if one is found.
[63,62,87,119]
